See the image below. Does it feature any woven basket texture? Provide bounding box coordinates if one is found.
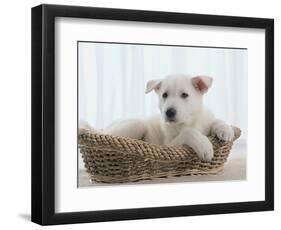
[79,127,241,183]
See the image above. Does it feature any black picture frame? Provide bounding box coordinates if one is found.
[31,4,274,225]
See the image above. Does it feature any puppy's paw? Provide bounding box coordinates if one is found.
[79,128,89,136]
[79,120,92,130]
[79,120,101,135]
[193,136,214,162]
[213,124,234,142]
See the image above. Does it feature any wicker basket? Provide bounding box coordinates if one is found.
[79,127,241,183]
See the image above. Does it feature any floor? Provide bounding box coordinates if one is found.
[78,140,246,187]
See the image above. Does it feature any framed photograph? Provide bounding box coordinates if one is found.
[31,4,274,225]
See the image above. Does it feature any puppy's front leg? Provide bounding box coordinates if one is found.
[211,119,234,142]
[167,128,214,161]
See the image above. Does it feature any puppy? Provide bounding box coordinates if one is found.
[84,74,234,161]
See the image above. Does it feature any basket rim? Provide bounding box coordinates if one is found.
[79,126,241,148]
[78,126,241,163]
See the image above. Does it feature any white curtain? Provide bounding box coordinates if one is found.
[78,42,247,140]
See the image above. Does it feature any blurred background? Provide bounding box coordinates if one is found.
[78,42,247,142]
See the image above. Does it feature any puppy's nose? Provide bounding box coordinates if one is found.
[166,108,176,119]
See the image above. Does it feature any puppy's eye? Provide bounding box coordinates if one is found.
[162,92,168,98]
[181,93,189,98]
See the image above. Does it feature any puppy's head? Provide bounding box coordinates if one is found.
[146,74,213,124]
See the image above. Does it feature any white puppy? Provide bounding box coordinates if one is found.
[86,74,234,161]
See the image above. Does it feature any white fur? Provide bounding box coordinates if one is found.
[82,74,234,161]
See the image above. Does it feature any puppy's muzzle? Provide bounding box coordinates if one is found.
[165,108,176,121]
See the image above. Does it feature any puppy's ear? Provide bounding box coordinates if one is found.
[145,79,161,94]
[191,76,213,94]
